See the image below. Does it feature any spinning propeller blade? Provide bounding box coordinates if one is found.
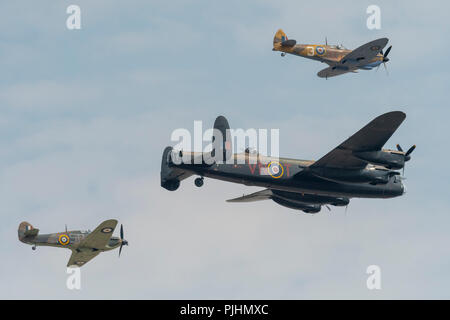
[119,224,128,257]
[379,45,392,75]
[405,145,416,158]
[383,46,392,60]
[397,144,416,175]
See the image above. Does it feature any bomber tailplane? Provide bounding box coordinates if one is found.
[160,146,193,191]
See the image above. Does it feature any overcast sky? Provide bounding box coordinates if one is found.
[1,1,449,299]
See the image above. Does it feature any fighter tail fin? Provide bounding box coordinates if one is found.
[18,222,39,241]
[273,29,287,46]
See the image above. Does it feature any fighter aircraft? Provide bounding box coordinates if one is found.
[161,112,415,213]
[272,29,392,78]
[18,219,128,267]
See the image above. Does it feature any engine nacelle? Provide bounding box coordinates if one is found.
[271,190,349,206]
[272,197,321,213]
[311,167,398,185]
[353,150,405,169]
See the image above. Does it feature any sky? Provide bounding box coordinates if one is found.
[0,0,449,299]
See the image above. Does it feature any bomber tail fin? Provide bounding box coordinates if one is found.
[212,116,232,163]
[160,146,194,191]
[18,222,39,242]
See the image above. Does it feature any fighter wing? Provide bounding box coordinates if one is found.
[317,66,353,78]
[227,189,272,202]
[77,219,118,250]
[309,111,406,169]
[340,38,388,67]
[67,250,100,267]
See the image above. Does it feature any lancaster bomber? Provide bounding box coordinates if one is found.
[161,112,414,213]
[18,219,128,267]
[273,29,392,78]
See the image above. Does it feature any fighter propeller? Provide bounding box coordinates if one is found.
[119,224,128,257]
[378,45,392,75]
[382,45,392,63]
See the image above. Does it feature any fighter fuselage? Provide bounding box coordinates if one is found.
[273,43,384,69]
[18,230,121,251]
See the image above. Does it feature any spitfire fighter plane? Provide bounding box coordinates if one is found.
[18,219,128,267]
[161,112,415,213]
[272,29,392,78]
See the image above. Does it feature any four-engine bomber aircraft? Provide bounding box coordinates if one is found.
[272,29,392,78]
[161,112,415,213]
[18,219,128,267]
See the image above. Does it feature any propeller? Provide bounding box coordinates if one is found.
[382,62,389,76]
[382,45,392,62]
[397,144,416,175]
[119,224,128,257]
[379,45,392,75]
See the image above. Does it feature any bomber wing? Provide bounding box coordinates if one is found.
[308,111,406,169]
[227,189,273,202]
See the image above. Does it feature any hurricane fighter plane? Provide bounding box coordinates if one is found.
[161,112,415,214]
[18,219,128,267]
[272,29,392,78]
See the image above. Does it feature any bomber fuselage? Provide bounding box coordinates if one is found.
[165,150,405,199]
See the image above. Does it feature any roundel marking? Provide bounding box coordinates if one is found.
[59,234,70,245]
[370,45,381,51]
[101,227,113,233]
[267,161,284,179]
[316,46,326,55]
